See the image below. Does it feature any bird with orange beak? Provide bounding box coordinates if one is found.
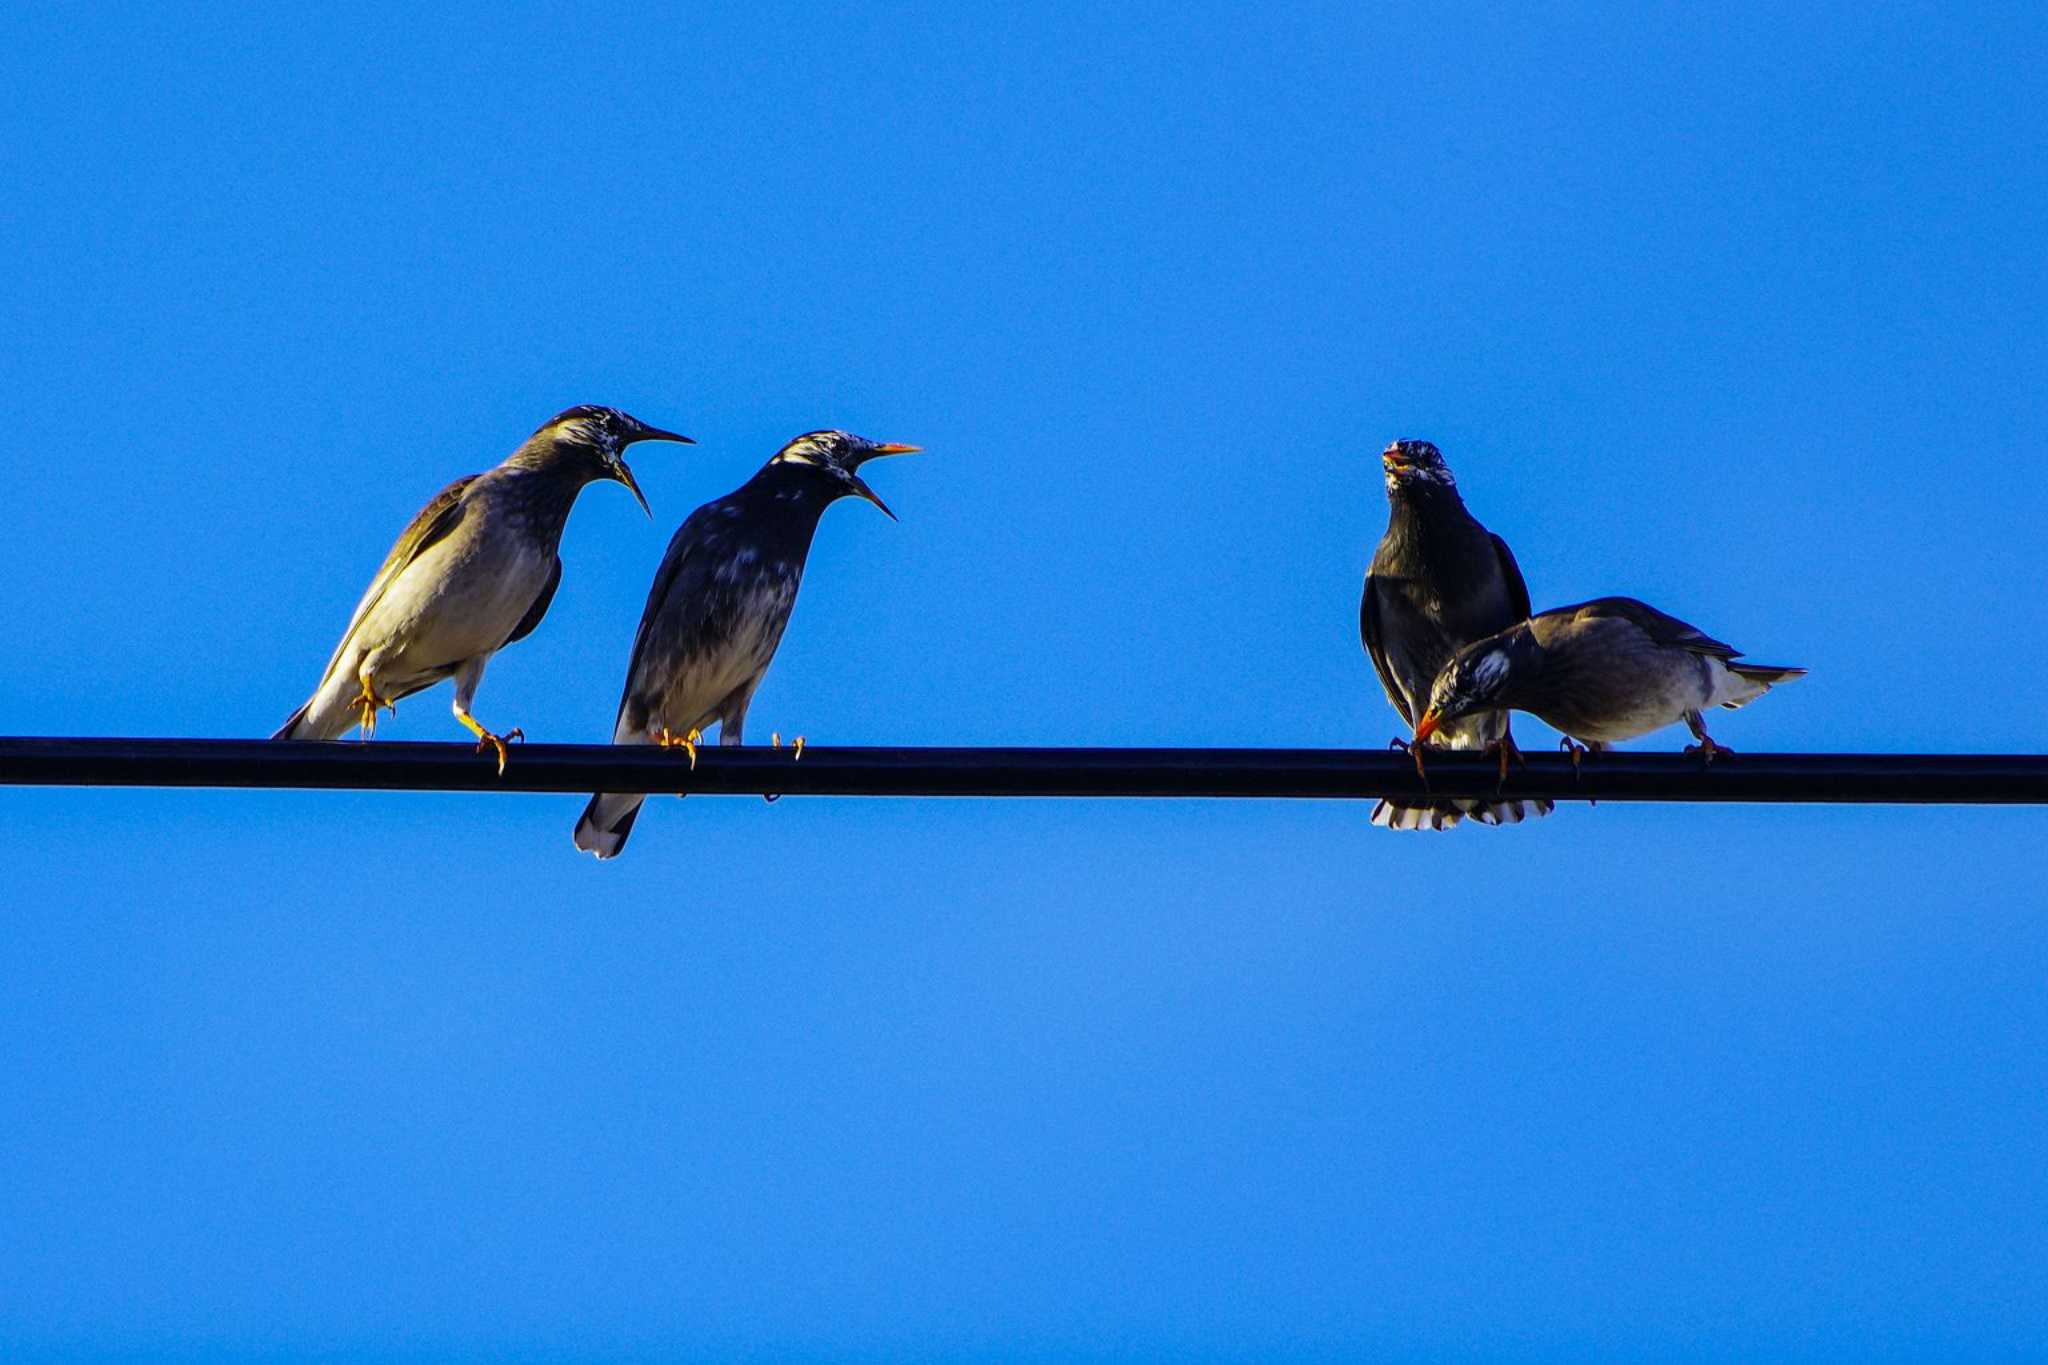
[1361,438,1551,829]
[574,430,920,858]
[1417,596,1805,768]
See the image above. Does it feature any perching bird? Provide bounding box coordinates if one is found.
[1360,439,1552,830]
[1417,596,1806,763]
[573,430,919,859]
[273,405,692,770]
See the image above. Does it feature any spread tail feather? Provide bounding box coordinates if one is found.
[574,792,646,860]
[1372,797,1554,831]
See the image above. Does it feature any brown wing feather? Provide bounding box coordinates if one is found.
[1567,596,1741,658]
[311,474,479,685]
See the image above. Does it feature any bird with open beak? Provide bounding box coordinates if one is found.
[272,405,690,770]
[1361,438,1552,829]
[574,430,919,859]
[1416,596,1806,767]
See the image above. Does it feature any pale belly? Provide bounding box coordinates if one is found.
[368,536,551,675]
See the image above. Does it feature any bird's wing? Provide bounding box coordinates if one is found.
[312,474,479,686]
[1359,575,1413,726]
[1491,533,1534,620]
[504,555,562,646]
[613,506,722,726]
[1574,596,1741,658]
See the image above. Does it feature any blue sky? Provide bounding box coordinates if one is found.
[2,2,2044,1358]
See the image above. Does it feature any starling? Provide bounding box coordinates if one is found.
[272,405,691,771]
[573,430,919,859]
[1417,596,1806,762]
[1361,439,1552,830]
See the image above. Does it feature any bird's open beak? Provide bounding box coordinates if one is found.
[1382,451,1411,474]
[846,472,897,521]
[611,458,654,518]
[1413,710,1443,744]
[871,443,921,457]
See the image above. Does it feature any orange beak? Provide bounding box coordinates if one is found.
[1413,710,1443,744]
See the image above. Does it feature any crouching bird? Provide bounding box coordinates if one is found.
[273,405,691,771]
[1417,596,1806,765]
[573,430,919,859]
[1361,439,1552,830]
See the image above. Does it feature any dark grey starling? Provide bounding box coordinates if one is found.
[1417,596,1806,762]
[573,430,919,859]
[1360,439,1552,830]
[273,405,691,771]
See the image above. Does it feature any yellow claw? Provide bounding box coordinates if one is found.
[351,673,397,740]
[658,726,703,769]
[772,732,807,761]
[456,713,522,777]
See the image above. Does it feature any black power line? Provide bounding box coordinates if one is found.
[0,738,2044,804]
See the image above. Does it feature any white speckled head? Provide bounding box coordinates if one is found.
[527,406,692,516]
[1381,438,1458,494]
[768,431,921,519]
[1427,641,1515,726]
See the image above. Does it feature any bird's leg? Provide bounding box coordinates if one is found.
[656,726,703,770]
[351,668,397,740]
[1482,732,1528,792]
[446,658,517,775]
[1559,735,1592,781]
[1683,711,1732,765]
[454,708,521,777]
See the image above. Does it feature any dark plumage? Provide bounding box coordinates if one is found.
[1361,439,1551,829]
[1419,596,1806,761]
[273,405,690,770]
[573,430,919,859]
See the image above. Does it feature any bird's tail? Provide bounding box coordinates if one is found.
[1718,663,1808,710]
[1371,795,1554,831]
[574,792,645,860]
[1371,715,1554,832]
[271,675,362,741]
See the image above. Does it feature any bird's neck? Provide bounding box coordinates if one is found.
[502,437,599,480]
[737,461,839,526]
[496,443,600,538]
[1381,485,1477,550]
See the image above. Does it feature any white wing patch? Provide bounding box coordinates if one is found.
[1472,649,1509,690]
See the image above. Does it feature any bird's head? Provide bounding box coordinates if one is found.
[1381,439,1457,495]
[532,405,694,516]
[768,430,921,519]
[1415,639,1516,743]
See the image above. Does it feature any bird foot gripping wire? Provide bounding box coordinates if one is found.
[1684,736,1733,766]
[764,733,807,802]
[1389,735,1431,791]
[455,713,522,776]
[1481,734,1528,793]
[1683,713,1732,766]
[473,726,523,777]
[656,726,703,769]
[1559,736,1599,805]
